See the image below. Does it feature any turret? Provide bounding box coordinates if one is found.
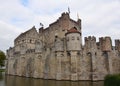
[65,27,82,80]
[115,39,120,52]
[7,47,14,58]
[65,27,82,51]
[84,36,97,52]
[99,37,112,52]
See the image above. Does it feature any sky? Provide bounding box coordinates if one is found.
[0,0,120,52]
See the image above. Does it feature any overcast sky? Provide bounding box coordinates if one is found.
[0,0,120,52]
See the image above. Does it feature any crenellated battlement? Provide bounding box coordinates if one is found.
[85,36,96,42]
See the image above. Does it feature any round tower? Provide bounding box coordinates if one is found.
[65,27,82,51]
[65,27,82,81]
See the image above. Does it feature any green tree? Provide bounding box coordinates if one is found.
[0,50,6,67]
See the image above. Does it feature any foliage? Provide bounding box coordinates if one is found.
[104,74,120,86]
[0,50,6,67]
[0,69,5,72]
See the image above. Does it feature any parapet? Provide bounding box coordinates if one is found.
[85,36,96,42]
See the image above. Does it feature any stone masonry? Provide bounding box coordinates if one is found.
[6,12,120,81]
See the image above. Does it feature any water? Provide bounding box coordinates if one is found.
[0,72,104,86]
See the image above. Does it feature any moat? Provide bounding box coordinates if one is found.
[0,72,104,86]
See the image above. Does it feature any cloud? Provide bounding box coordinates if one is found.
[0,0,120,52]
[0,20,23,52]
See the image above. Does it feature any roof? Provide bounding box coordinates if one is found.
[65,27,80,35]
[14,26,37,42]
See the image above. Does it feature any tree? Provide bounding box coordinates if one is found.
[0,50,6,67]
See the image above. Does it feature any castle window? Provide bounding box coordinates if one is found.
[77,37,79,40]
[77,51,80,55]
[80,33,81,36]
[102,51,108,58]
[30,39,32,43]
[87,52,92,57]
[72,36,75,40]
[22,40,24,42]
[67,51,71,56]
[61,53,64,57]
[95,52,97,55]
[55,35,58,38]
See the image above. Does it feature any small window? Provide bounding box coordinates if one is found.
[77,51,80,55]
[72,36,75,40]
[62,29,65,31]
[55,35,58,38]
[30,39,32,43]
[95,52,97,55]
[67,52,71,56]
[22,40,24,42]
[77,37,79,40]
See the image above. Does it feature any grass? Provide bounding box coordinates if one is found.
[104,74,120,86]
[0,69,5,72]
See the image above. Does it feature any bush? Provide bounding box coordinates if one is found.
[0,50,6,67]
[104,74,120,86]
[0,69,5,72]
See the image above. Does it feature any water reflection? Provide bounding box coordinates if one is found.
[0,72,3,80]
[0,72,4,86]
[0,73,104,86]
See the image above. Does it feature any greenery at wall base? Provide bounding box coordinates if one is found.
[0,69,5,72]
[104,74,120,86]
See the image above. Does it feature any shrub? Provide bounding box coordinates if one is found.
[104,74,120,86]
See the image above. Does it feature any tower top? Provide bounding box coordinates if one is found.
[68,7,70,14]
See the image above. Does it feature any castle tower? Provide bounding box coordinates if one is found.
[99,37,112,52]
[65,27,82,81]
[54,36,64,80]
[84,36,98,80]
[115,39,120,52]
[65,27,82,51]
[84,36,97,52]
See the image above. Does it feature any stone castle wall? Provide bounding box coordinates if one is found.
[6,12,120,81]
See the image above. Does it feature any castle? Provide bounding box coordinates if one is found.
[6,12,120,81]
